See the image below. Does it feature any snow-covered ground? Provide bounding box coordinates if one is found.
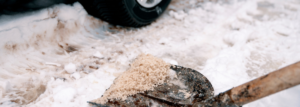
[0,0,300,107]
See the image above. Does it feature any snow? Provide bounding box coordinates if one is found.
[45,62,61,67]
[53,87,76,103]
[93,51,104,58]
[0,0,300,107]
[70,72,81,80]
[168,69,177,80]
[163,58,178,65]
[64,63,77,74]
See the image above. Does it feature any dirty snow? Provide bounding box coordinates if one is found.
[0,0,300,107]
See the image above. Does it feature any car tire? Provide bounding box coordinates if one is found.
[79,0,171,27]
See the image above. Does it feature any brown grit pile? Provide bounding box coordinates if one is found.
[92,54,170,104]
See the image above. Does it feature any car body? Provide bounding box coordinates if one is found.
[0,0,171,27]
[0,0,76,14]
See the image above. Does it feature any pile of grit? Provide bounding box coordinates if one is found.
[93,54,171,104]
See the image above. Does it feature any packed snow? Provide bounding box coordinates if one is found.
[0,0,300,107]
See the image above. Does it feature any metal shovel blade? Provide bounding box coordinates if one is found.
[89,61,300,107]
[88,65,214,107]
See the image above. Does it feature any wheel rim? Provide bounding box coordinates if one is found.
[136,0,162,8]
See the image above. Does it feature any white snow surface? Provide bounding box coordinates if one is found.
[0,0,300,107]
[64,63,77,74]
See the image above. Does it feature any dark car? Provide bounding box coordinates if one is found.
[0,0,171,27]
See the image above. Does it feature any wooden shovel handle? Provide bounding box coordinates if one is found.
[216,61,300,106]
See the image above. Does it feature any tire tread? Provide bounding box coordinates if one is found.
[80,0,147,27]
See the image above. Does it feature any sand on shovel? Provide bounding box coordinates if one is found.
[92,54,171,104]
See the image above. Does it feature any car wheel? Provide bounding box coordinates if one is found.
[79,0,171,27]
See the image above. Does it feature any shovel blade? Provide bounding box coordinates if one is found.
[89,65,214,107]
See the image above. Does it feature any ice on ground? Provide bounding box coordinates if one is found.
[0,0,300,107]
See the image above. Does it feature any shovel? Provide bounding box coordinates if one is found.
[88,61,300,107]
